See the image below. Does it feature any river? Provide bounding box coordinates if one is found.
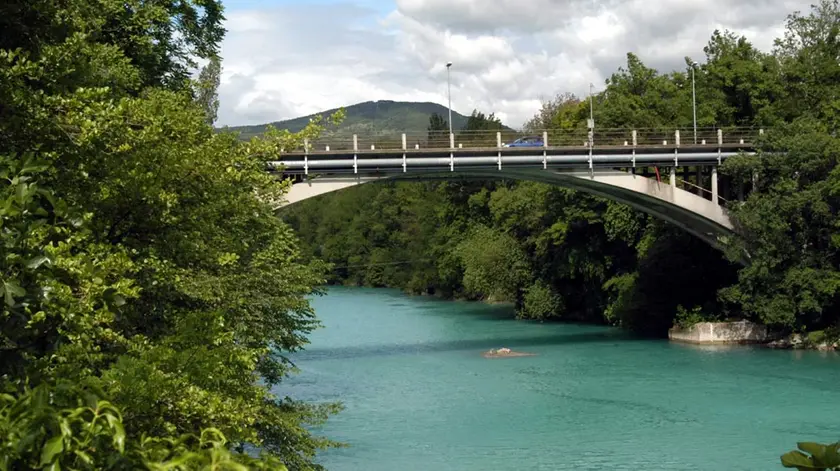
[279,287,840,470]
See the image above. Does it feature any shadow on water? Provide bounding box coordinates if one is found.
[290,330,641,362]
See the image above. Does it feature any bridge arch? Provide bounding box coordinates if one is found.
[277,168,735,251]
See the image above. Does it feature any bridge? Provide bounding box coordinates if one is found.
[270,127,762,249]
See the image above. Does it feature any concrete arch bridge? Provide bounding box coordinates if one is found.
[271,127,762,251]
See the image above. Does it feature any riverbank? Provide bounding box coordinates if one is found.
[332,283,839,351]
[765,331,840,351]
[668,320,840,351]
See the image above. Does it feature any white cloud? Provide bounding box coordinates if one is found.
[216,0,812,129]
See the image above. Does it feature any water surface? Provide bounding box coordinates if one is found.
[280,287,840,470]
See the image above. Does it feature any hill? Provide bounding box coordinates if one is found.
[223,100,510,139]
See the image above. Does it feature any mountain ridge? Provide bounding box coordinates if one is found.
[222,100,512,139]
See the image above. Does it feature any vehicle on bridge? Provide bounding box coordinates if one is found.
[503,136,544,147]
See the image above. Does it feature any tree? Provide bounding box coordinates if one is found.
[0,0,346,469]
[427,112,449,147]
[773,0,840,130]
[197,56,222,125]
[717,1,840,331]
[524,92,583,132]
[462,109,503,131]
[701,29,782,126]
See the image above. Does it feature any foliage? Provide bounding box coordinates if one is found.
[520,280,563,320]
[674,305,717,329]
[0,0,346,469]
[0,381,289,470]
[427,113,449,147]
[781,441,840,470]
[197,56,222,125]
[523,92,584,132]
[454,224,531,302]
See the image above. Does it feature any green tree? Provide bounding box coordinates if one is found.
[427,112,449,147]
[718,1,840,331]
[197,55,222,125]
[0,0,346,469]
[701,30,782,126]
[773,0,840,129]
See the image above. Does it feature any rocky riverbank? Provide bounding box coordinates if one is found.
[765,333,839,351]
[669,321,839,351]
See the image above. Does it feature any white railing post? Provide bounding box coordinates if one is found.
[449,133,455,171]
[496,131,502,170]
[674,129,680,168]
[670,167,676,188]
[303,138,309,176]
[401,133,407,173]
[353,134,358,174]
[717,128,723,165]
[542,131,548,169]
[632,130,637,168]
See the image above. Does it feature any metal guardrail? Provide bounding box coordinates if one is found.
[280,126,764,154]
[272,151,749,175]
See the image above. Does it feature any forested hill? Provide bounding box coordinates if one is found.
[283,4,840,347]
[224,100,513,139]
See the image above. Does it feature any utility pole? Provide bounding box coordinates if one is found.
[588,83,595,145]
[446,62,453,137]
[691,61,698,144]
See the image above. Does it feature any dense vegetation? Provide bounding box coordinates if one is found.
[0,0,344,468]
[284,1,840,342]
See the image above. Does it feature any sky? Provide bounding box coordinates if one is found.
[217,0,813,129]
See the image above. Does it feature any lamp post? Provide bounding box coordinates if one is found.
[588,83,595,144]
[446,62,453,138]
[691,61,698,144]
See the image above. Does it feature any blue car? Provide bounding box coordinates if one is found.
[503,136,544,147]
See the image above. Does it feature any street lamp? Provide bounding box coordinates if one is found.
[690,61,698,144]
[446,62,453,138]
[588,83,595,144]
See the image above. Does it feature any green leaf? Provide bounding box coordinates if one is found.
[2,280,25,307]
[39,436,64,466]
[15,182,28,205]
[25,255,50,269]
[821,443,840,468]
[74,450,92,464]
[106,414,126,453]
[781,450,822,469]
[799,442,828,457]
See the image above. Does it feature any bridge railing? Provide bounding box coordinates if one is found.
[293,126,764,153]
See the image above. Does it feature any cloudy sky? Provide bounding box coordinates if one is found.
[217,0,811,129]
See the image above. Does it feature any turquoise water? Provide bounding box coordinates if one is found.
[280,287,840,470]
